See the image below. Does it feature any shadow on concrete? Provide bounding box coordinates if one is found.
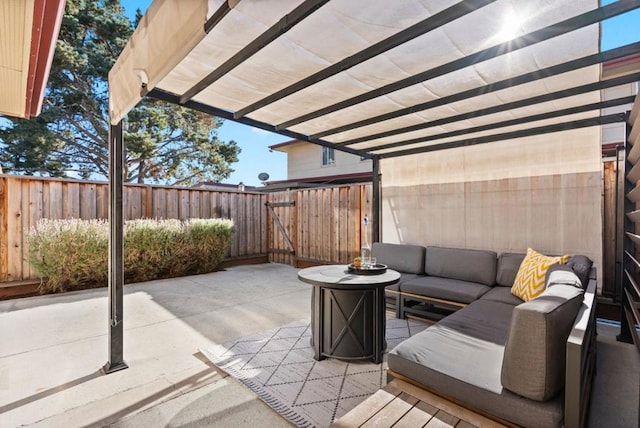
[0,369,103,414]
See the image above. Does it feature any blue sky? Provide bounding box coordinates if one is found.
[120,1,640,185]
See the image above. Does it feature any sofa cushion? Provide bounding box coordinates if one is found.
[386,283,399,292]
[401,276,491,304]
[501,284,584,401]
[511,248,569,301]
[372,242,426,274]
[425,246,497,286]
[387,273,422,293]
[496,252,526,287]
[388,300,563,428]
[480,286,524,306]
[398,272,421,285]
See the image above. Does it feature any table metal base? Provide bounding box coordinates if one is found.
[311,284,386,364]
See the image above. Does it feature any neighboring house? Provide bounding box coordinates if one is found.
[268,140,372,189]
[193,181,257,192]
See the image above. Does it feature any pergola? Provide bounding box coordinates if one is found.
[105,0,640,372]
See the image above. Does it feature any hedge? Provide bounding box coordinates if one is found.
[28,218,235,293]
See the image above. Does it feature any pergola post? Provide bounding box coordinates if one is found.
[617,112,634,345]
[103,120,128,374]
[372,157,381,244]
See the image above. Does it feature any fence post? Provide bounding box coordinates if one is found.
[0,176,7,282]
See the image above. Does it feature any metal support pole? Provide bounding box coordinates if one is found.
[613,146,623,302]
[103,121,128,373]
[372,157,381,244]
[618,112,633,344]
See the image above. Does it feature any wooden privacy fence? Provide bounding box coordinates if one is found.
[0,175,267,282]
[267,184,372,267]
[0,175,370,283]
[2,172,615,290]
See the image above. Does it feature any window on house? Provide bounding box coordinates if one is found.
[322,147,335,166]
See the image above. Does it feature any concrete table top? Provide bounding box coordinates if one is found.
[298,264,400,289]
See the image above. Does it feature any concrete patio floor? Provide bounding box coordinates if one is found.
[1,263,638,427]
[1,263,308,427]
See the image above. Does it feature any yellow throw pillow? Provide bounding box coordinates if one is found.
[511,248,569,301]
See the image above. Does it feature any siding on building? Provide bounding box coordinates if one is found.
[272,141,372,180]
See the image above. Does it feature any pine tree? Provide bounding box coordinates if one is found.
[0,0,239,184]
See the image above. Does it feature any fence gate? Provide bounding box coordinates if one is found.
[266,185,372,268]
[266,191,297,266]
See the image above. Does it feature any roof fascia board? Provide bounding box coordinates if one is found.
[180,0,330,104]
[28,0,66,118]
[365,96,636,152]
[233,0,497,119]
[276,0,640,130]
[317,42,640,141]
[380,113,628,159]
[25,0,46,119]
[147,88,376,159]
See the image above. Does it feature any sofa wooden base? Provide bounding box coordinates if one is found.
[385,288,469,320]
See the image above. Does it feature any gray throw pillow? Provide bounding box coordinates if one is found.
[544,255,592,289]
[566,255,592,288]
[546,265,582,289]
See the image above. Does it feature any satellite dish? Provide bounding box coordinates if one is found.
[258,172,270,182]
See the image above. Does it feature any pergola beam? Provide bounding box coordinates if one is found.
[149,88,376,159]
[276,0,640,131]
[319,42,640,142]
[180,0,330,104]
[204,0,237,33]
[380,114,627,159]
[232,0,497,119]
[354,72,640,152]
[363,96,636,152]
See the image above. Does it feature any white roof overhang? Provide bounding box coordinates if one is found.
[0,0,66,119]
[108,0,640,159]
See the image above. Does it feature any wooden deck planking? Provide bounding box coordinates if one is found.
[397,379,506,428]
[360,392,418,428]
[333,379,507,428]
[393,400,439,428]
[425,410,460,428]
[331,385,401,427]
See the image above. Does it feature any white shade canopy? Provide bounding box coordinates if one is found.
[108,0,640,158]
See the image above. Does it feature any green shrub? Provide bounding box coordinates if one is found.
[28,218,235,293]
[28,219,109,293]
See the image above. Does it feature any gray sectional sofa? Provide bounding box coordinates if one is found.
[372,243,597,428]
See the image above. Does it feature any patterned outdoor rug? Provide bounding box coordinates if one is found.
[201,315,430,427]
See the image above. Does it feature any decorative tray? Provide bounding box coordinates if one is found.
[347,263,388,275]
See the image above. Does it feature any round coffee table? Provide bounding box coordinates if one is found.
[298,265,400,364]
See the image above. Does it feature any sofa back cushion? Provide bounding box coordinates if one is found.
[501,284,584,401]
[372,242,426,274]
[425,246,497,286]
[496,252,526,287]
